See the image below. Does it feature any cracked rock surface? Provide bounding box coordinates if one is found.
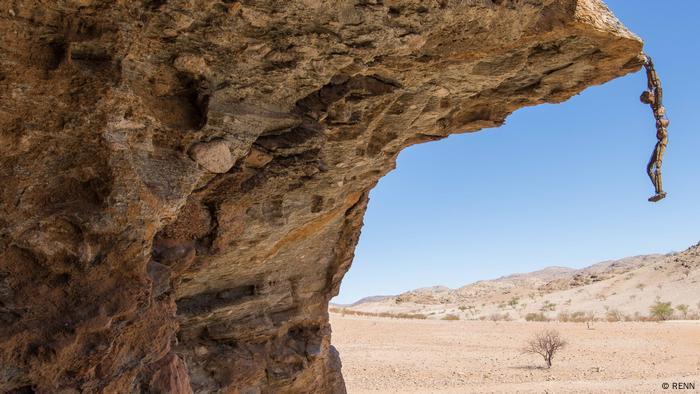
[0,1,641,393]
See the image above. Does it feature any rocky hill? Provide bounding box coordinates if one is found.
[342,243,700,321]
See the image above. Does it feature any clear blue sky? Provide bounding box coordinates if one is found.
[334,2,700,304]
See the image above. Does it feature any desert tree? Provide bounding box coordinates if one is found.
[522,329,567,368]
[676,304,689,319]
[649,301,673,321]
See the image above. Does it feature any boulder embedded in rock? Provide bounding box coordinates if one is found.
[189,140,234,173]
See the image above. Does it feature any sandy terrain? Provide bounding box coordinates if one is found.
[331,315,700,393]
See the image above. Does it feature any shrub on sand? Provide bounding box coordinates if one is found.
[649,301,673,321]
[522,329,567,368]
[525,312,549,322]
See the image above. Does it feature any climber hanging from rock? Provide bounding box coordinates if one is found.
[640,53,669,203]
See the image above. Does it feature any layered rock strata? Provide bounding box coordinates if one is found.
[0,1,642,393]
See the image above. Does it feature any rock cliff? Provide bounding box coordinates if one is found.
[0,1,642,393]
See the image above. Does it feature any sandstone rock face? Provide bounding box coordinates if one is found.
[0,1,642,393]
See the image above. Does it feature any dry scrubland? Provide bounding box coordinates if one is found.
[337,244,700,323]
[331,315,700,393]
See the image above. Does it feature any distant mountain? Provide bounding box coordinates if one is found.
[498,266,576,281]
[334,295,396,307]
[340,243,700,321]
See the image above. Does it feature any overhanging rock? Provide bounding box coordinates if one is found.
[0,1,641,393]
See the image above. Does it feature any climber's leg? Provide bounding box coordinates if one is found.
[648,145,667,202]
[646,148,657,186]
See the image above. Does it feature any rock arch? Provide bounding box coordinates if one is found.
[0,1,642,392]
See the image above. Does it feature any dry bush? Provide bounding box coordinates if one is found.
[328,308,426,320]
[625,311,653,322]
[442,314,460,321]
[558,310,601,323]
[525,312,549,322]
[462,305,478,317]
[605,309,625,322]
[489,312,511,321]
[568,311,596,323]
[522,329,567,368]
[623,313,637,322]
[394,313,428,320]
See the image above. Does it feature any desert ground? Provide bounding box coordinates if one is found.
[331,315,700,394]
